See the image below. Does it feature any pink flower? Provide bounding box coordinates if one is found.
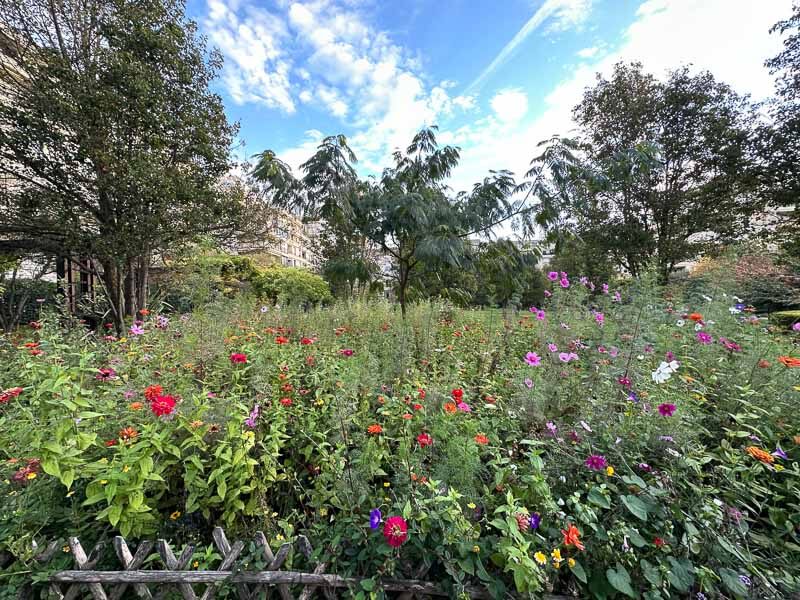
[594,312,604,326]
[417,432,433,447]
[696,332,713,345]
[585,455,607,470]
[150,395,177,417]
[601,283,609,294]
[609,346,620,358]
[383,516,409,547]
[544,290,552,298]
[547,271,559,281]
[129,324,145,336]
[525,352,541,366]
[658,403,677,417]
[792,322,800,332]
[547,343,558,352]
[535,309,546,320]
[229,353,247,364]
[95,367,117,381]
[558,352,578,363]
[560,277,570,288]
[457,402,472,413]
[523,377,533,388]
[339,348,354,357]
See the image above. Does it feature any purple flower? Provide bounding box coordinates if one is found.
[369,508,382,530]
[244,403,260,428]
[547,343,558,352]
[585,454,607,471]
[638,463,651,472]
[773,446,788,460]
[129,324,145,336]
[613,291,621,302]
[659,435,674,442]
[579,276,588,285]
[559,277,570,288]
[665,351,675,362]
[530,513,541,530]
[547,271,559,281]
[523,377,533,389]
[525,352,541,366]
[546,421,557,436]
[739,575,751,587]
[658,403,677,417]
[594,312,605,326]
[628,391,639,403]
[793,322,800,332]
[696,331,713,345]
[601,283,609,294]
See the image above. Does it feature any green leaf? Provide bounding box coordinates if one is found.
[606,564,636,598]
[571,560,587,583]
[61,469,75,490]
[217,481,227,500]
[622,475,647,489]
[666,557,694,592]
[587,488,611,509]
[640,559,661,587]
[627,528,646,548]
[109,504,123,527]
[719,567,748,597]
[360,579,375,592]
[621,495,648,521]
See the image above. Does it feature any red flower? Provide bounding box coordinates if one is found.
[417,433,433,447]
[474,434,489,445]
[229,353,247,364]
[451,388,464,402]
[383,516,409,547]
[144,385,163,402]
[412,403,423,411]
[275,336,289,344]
[654,537,665,548]
[150,394,177,417]
[0,387,23,404]
[300,337,315,345]
[305,355,315,366]
[418,388,426,399]
[561,523,585,551]
[280,397,293,406]
[367,424,383,435]
[105,439,118,447]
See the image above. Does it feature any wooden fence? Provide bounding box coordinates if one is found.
[31,527,503,600]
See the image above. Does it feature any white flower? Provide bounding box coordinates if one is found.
[580,420,592,432]
[666,360,680,371]
[701,294,713,302]
[557,498,565,506]
[651,361,678,384]
[559,475,566,483]
[676,319,685,327]
[729,307,741,314]
[694,323,703,331]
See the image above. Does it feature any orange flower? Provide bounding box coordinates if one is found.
[745,446,774,464]
[367,424,383,435]
[129,402,144,411]
[139,308,150,316]
[119,427,138,441]
[688,312,703,322]
[474,434,489,445]
[402,413,412,420]
[443,402,457,414]
[561,523,585,551]
[778,356,800,368]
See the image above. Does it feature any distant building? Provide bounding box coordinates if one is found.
[238,209,322,271]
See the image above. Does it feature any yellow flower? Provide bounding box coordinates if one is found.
[276,534,285,541]
[26,472,37,480]
[122,465,130,473]
[568,558,576,568]
[242,431,255,442]
[534,551,547,565]
[315,399,325,406]
[119,337,127,343]
[100,479,108,485]
[467,502,476,509]
[193,561,200,569]
[775,464,785,472]
[606,466,615,476]
[472,545,480,553]
[271,512,279,518]
[170,511,181,521]
[383,482,390,488]
[62,545,70,553]
[319,507,328,517]
[551,548,562,562]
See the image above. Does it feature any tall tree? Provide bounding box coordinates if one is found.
[0,0,238,331]
[762,2,800,256]
[538,62,760,282]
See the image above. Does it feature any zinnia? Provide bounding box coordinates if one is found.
[417,432,433,447]
[451,388,464,402]
[144,385,163,402]
[745,446,774,464]
[688,312,703,322]
[383,516,408,547]
[696,332,713,345]
[443,402,457,414]
[778,356,800,368]
[275,336,289,344]
[585,455,607,470]
[561,523,585,550]
[474,434,489,445]
[229,353,247,364]
[339,348,354,357]
[367,424,383,435]
[0,387,23,404]
[150,394,177,417]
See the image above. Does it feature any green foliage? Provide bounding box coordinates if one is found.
[252,266,332,305]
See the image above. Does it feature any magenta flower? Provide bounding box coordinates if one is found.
[525,352,541,366]
[601,283,609,294]
[244,403,260,428]
[719,338,742,352]
[792,322,800,332]
[339,348,355,357]
[618,376,631,387]
[658,403,677,417]
[546,421,558,436]
[95,367,117,381]
[547,271,559,281]
[129,324,145,335]
[594,312,605,326]
[544,290,552,298]
[560,277,570,288]
[535,309,546,320]
[585,455,607,470]
[547,343,558,352]
[523,377,534,389]
[696,331,713,345]
[456,402,472,413]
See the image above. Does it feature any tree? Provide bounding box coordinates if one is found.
[0,0,239,331]
[535,62,760,282]
[761,3,800,256]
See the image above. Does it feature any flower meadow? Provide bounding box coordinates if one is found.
[1,272,800,598]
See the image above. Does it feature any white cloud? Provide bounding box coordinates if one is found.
[448,0,790,199]
[466,0,594,93]
[204,0,296,113]
[576,46,600,59]
[490,89,529,123]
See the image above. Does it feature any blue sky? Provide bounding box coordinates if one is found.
[186,0,792,192]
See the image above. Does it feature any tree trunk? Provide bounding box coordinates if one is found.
[398,262,408,318]
[136,254,149,314]
[100,259,126,334]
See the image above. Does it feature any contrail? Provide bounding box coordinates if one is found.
[465,0,562,94]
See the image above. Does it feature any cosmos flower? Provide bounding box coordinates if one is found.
[585,455,607,470]
[525,352,541,366]
[658,403,677,417]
